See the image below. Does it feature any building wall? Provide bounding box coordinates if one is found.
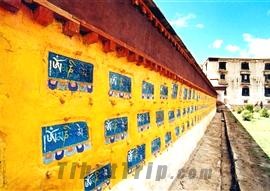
[203,58,270,105]
[0,7,215,190]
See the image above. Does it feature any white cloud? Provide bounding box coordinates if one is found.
[212,39,223,49]
[195,23,204,29]
[225,44,240,52]
[241,33,270,58]
[169,13,196,28]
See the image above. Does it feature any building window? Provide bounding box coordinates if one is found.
[265,74,270,81]
[241,74,250,83]
[265,87,270,97]
[219,62,226,70]
[242,87,250,96]
[241,62,249,70]
[220,74,225,79]
[265,63,270,70]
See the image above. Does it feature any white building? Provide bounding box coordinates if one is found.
[202,57,270,105]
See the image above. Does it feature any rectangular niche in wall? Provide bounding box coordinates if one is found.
[168,110,175,123]
[151,137,161,155]
[165,131,172,147]
[84,163,111,191]
[171,83,178,99]
[160,85,168,99]
[156,110,164,126]
[104,117,128,144]
[42,121,90,164]
[142,81,154,99]
[48,52,94,93]
[109,72,131,99]
[137,112,150,132]
[127,144,145,174]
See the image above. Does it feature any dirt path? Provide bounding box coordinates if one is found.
[224,110,270,191]
[170,108,270,191]
[169,113,232,191]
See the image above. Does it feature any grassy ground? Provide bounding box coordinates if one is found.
[233,112,270,157]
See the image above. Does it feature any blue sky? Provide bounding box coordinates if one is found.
[155,0,270,64]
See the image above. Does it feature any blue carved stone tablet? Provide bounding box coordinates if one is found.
[156,110,164,126]
[48,52,94,93]
[188,89,192,100]
[104,117,128,144]
[165,131,172,146]
[168,110,175,122]
[160,85,168,99]
[175,126,180,137]
[176,109,181,118]
[42,121,90,164]
[171,83,178,99]
[137,112,150,132]
[109,72,131,99]
[182,124,185,132]
[183,108,186,116]
[151,137,161,155]
[142,81,154,99]
[84,163,111,191]
[127,144,145,174]
[187,121,190,129]
[183,88,188,100]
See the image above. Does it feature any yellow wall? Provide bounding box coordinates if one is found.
[0,7,216,190]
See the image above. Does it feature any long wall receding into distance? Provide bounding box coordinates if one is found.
[0,0,216,190]
[48,0,216,96]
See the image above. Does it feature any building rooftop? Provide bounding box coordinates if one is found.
[207,57,270,62]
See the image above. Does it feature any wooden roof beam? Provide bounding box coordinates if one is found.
[136,56,144,66]
[0,0,21,12]
[127,51,137,62]
[116,46,128,58]
[83,32,99,45]
[33,5,54,26]
[63,20,80,37]
[102,39,116,53]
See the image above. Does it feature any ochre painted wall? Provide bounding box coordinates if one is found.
[0,7,215,190]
